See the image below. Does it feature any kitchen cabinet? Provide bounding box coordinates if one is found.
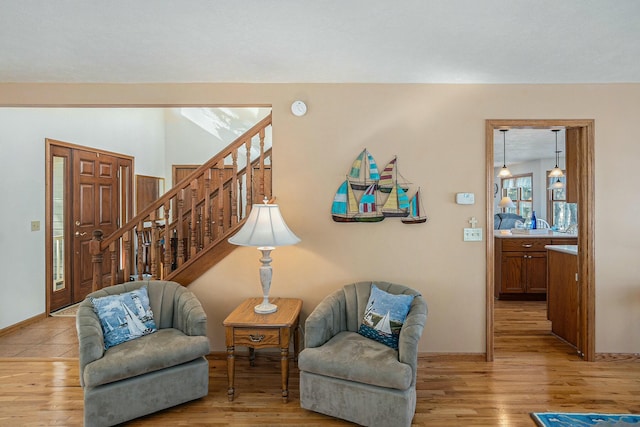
[494,235,577,300]
[495,237,549,299]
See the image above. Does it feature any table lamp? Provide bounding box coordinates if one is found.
[228,201,300,314]
[498,196,516,211]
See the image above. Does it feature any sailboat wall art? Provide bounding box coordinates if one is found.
[331,149,428,224]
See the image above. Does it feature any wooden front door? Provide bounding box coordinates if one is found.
[72,149,120,302]
[47,140,132,312]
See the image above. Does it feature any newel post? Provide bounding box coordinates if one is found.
[90,229,104,292]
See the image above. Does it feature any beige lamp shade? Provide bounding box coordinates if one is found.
[498,196,516,209]
[228,203,301,248]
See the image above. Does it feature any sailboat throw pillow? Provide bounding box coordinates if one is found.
[91,285,157,349]
[358,284,415,350]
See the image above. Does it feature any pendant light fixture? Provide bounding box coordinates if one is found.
[548,178,564,190]
[548,129,564,178]
[497,129,512,178]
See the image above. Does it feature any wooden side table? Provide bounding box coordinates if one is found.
[223,297,302,402]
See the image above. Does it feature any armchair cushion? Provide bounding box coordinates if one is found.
[83,328,210,388]
[358,284,414,350]
[298,331,412,390]
[90,285,157,349]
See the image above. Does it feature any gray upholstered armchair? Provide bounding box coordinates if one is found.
[298,281,427,427]
[76,280,210,427]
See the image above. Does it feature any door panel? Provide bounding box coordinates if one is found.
[501,252,526,293]
[527,252,548,293]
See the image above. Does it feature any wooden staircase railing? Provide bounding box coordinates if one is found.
[89,113,273,290]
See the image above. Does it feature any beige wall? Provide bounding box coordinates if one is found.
[2,83,639,354]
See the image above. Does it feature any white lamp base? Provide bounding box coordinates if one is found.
[254,247,278,314]
[254,301,278,314]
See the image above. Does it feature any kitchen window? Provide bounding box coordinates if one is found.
[501,174,533,219]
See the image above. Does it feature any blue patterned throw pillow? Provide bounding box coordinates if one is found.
[358,284,415,350]
[91,285,157,349]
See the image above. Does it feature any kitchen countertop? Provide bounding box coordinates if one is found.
[494,230,578,239]
[545,244,578,255]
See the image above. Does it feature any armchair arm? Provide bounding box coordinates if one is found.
[76,303,105,387]
[304,289,348,348]
[398,295,427,382]
[172,287,208,337]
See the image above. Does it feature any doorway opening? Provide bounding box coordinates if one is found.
[485,119,595,362]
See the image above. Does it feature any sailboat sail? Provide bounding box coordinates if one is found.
[378,158,396,191]
[355,184,384,222]
[363,299,375,324]
[331,180,359,222]
[374,311,392,334]
[378,157,410,193]
[349,149,380,190]
[359,184,376,213]
[349,150,366,179]
[122,302,153,336]
[382,185,410,217]
[402,188,428,224]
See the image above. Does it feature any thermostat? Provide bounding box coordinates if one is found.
[456,193,475,205]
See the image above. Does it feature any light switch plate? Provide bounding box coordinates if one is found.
[456,193,475,204]
[463,227,482,241]
[31,220,40,232]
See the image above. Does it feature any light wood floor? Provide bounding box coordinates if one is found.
[0,300,639,426]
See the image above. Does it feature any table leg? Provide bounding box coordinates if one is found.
[226,345,235,402]
[293,322,300,361]
[280,346,289,402]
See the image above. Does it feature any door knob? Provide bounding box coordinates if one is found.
[75,231,87,237]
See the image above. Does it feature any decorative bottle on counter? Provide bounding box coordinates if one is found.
[531,211,537,229]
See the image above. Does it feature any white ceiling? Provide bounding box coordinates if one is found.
[1,0,639,84]
[1,1,635,165]
[493,128,565,168]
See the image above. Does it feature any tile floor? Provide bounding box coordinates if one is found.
[0,316,78,358]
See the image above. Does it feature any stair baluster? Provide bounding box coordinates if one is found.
[231,150,239,225]
[90,230,103,292]
[204,168,212,245]
[189,179,198,258]
[109,241,117,286]
[123,230,132,282]
[150,211,158,279]
[163,201,172,278]
[136,220,144,280]
[217,161,225,238]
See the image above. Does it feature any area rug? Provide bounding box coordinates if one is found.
[50,303,81,318]
[532,412,640,427]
